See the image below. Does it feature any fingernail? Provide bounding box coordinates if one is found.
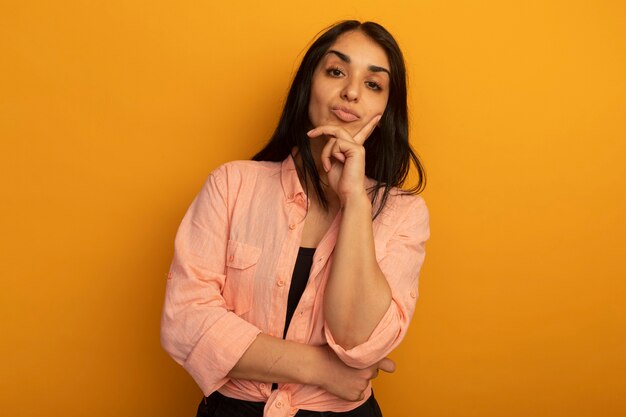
[307,129,314,136]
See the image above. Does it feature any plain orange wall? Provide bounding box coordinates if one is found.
[1,1,625,416]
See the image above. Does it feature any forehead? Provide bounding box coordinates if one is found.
[324,30,390,69]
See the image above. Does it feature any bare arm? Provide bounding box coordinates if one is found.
[310,117,393,350]
[324,192,392,349]
[227,333,395,401]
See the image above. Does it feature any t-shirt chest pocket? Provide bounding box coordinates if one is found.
[222,239,262,316]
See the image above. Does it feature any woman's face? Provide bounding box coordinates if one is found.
[308,30,390,139]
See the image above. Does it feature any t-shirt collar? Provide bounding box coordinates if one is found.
[280,150,306,202]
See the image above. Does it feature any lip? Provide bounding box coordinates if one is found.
[330,106,360,122]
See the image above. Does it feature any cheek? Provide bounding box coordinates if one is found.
[365,97,389,118]
[307,96,320,124]
[377,93,390,113]
[308,86,325,123]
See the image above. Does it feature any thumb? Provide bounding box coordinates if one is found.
[377,357,396,374]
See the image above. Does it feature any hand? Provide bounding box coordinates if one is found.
[317,345,396,402]
[307,115,382,205]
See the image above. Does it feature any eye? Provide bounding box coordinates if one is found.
[326,66,344,77]
[366,81,382,91]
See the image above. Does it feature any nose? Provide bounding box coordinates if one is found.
[341,77,359,102]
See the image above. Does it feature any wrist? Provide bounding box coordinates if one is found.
[297,344,327,387]
[308,345,342,390]
[340,188,370,209]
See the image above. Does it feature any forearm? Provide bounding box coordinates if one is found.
[227,333,325,386]
[324,191,392,350]
[228,332,394,402]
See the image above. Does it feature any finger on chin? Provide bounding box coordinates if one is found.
[354,114,382,145]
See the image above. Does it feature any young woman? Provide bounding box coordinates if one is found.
[161,20,430,417]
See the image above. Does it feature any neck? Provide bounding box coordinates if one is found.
[293,136,340,209]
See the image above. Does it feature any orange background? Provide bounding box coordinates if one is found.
[1,1,625,416]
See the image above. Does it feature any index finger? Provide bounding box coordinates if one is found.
[352,114,382,145]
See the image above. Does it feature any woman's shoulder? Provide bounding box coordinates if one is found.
[366,178,428,218]
[207,159,282,181]
[385,189,428,220]
[374,188,430,242]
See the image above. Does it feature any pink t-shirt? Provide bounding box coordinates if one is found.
[160,154,430,416]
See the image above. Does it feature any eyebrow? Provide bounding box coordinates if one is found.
[326,49,390,76]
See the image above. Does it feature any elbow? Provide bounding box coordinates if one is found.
[329,326,369,351]
[160,314,186,365]
[325,303,406,369]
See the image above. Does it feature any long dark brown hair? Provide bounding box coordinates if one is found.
[253,20,426,219]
